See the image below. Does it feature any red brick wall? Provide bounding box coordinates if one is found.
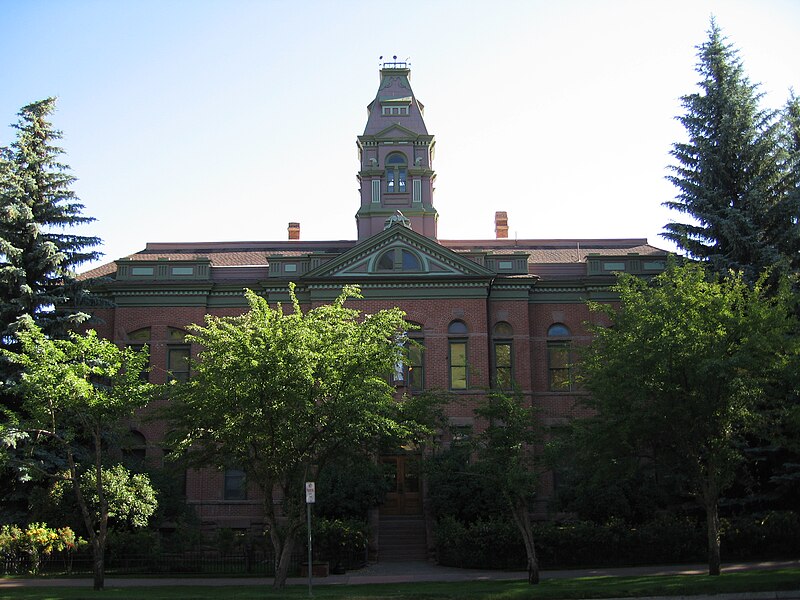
[92,292,605,525]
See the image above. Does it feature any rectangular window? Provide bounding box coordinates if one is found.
[406,342,424,391]
[127,344,151,382]
[167,346,190,382]
[171,267,194,276]
[494,342,512,390]
[413,179,421,204]
[398,168,407,192]
[224,468,247,501]
[643,261,665,271]
[131,266,154,276]
[449,341,468,390]
[548,342,572,391]
[387,170,395,192]
[284,264,297,273]
[603,261,626,271]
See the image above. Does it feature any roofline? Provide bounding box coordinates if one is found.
[140,237,657,252]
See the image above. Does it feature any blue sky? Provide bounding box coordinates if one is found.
[1,0,798,270]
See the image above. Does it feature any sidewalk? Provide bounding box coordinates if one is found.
[1,559,798,589]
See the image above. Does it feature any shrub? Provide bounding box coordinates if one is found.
[721,510,800,559]
[434,516,524,568]
[0,523,86,574]
[311,518,367,570]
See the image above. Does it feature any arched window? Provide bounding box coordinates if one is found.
[547,323,572,391]
[376,248,422,272]
[448,320,468,390]
[127,328,151,342]
[123,430,147,463]
[385,152,407,193]
[493,322,513,390]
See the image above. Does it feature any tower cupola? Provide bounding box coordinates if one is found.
[355,59,438,241]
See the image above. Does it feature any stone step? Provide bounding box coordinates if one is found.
[379,516,427,561]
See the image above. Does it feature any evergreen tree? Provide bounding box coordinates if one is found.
[0,97,102,345]
[772,92,800,271]
[663,19,795,281]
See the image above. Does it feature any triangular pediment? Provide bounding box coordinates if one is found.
[303,225,495,280]
[374,123,419,141]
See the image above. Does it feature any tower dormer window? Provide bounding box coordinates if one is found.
[386,153,407,193]
[382,105,409,116]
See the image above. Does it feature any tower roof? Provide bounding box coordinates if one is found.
[363,60,428,136]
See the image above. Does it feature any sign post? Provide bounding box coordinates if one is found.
[305,482,315,597]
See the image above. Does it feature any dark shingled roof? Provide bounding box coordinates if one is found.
[80,238,667,281]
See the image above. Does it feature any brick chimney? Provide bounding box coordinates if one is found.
[495,211,508,239]
[288,222,300,240]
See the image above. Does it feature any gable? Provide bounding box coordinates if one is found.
[303,225,495,280]
[373,123,420,141]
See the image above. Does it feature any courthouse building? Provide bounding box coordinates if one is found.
[83,61,668,559]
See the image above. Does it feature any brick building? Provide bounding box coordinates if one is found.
[83,61,667,558]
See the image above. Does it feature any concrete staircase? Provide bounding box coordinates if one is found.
[378,515,428,561]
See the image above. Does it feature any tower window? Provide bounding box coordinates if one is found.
[385,153,407,193]
[382,105,409,116]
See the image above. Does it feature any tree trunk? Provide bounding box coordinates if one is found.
[698,466,721,577]
[705,498,721,576]
[67,442,107,590]
[510,498,540,584]
[92,537,105,591]
[273,533,297,589]
[264,490,301,590]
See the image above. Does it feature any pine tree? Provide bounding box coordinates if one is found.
[0,98,102,344]
[663,19,794,281]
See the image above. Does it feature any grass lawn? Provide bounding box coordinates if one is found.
[2,569,800,600]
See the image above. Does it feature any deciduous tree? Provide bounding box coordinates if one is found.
[578,262,797,575]
[168,286,427,589]
[0,320,152,590]
[472,391,542,584]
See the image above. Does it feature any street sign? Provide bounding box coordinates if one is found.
[305,481,315,504]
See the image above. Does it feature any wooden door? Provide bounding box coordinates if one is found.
[380,455,422,515]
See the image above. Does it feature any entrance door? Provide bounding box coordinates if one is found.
[380,455,422,515]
